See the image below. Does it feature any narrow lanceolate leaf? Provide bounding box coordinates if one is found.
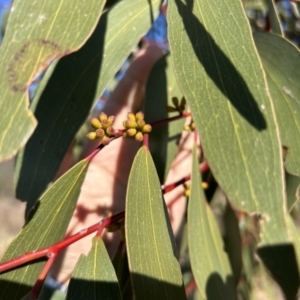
[145,54,185,183]
[125,147,186,300]
[254,32,300,176]
[286,173,300,211]
[67,237,122,300]
[0,159,89,300]
[15,0,161,214]
[168,0,288,246]
[0,0,106,162]
[266,0,283,36]
[188,145,236,300]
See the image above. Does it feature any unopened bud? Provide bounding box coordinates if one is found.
[99,112,108,122]
[135,111,144,121]
[102,136,110,145]
[127,128,137,137]
[106,126,115,136]
[96,128,105,138]
[107,115,115,125]
[127,112,135,121]
[202,182,209,189]
[135,111,145,121]
[135,132,144,142]
[124,119,137,129]
[91,118,102,129]
[87,132,97,140]
[142,124,152,133]
[101,119,110,129]
[136,119,146,129]
[191,122,196,130]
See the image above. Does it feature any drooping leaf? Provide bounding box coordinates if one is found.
[0,0,106,161]
[188,145,236,300]
[0,158,89,299]
[286,173,300,211]
[145,54,185,183]
[168,0,289,246]
[254,32,300,177]
[266,0,283,35]
[15,0,161,214]
[125,146,186,300]
[67,237,122,300]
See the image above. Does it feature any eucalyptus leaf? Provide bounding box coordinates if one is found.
[0,0,106,161]
[254,32,300,177]
[188,145,236,300]
[67,237,122,300]
[168,0,289,246]
[145,54,185,183]
[0,159,89,299]
[15,0,161,214]
[125,146,186,300]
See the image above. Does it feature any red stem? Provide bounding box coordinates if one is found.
[162,162,209,194]
[30,253,57,299]
[0,211,125,274]
[143,133,149,149]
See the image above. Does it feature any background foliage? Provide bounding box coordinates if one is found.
[0,0,300,299]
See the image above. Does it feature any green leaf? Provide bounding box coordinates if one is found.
[286,173,300,211]
[254,32,300,177]
[188,145,236,300]
[0,0,106,161]
[266,0,283,35]
[145,54,185,183]
[15,0,161,213]
[67,237,122,300]
[168,0,289,246]
[0,159,89,299]
[125,146,186,300]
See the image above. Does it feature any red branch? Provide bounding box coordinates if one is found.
[0,110,199,297]
[0,211,124,274]
[162,162,209,194]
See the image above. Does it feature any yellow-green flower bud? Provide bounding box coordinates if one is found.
[135,132,144,142]
[124,119,137,129]
[107,115,115,125]
[101,119,110,129]
[136,119,145,129]
[142,124,152,133]
[127,112,135,121]
[87,132,97,140]
[91,118,102,129]
[102,136,110,145]
[106,126,115,136]
[191,122,196,130]
[96,128,105,137]
[135,111,144,121]
[99,112,108,122]
[126,128,137,137]
[172,97,179,107]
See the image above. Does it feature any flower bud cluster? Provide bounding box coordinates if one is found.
[166,96,186,113]
[123,112,152,142]
[87,112,116,145]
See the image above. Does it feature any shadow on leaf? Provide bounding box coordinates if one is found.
[173,0,267,131]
